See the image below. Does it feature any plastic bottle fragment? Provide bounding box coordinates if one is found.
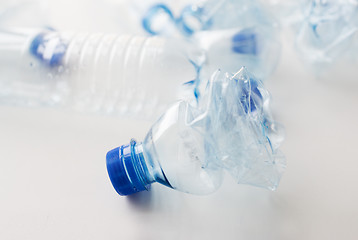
[296,0,358,68]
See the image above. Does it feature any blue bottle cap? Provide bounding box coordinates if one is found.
[29,32,67,67]
[106,141,148,196]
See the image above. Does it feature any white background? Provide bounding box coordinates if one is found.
[1,1,358,239]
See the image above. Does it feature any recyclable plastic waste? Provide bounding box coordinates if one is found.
[106,67,286,196]
[0,26,280,118]
[139,0,282,78]
[0,28,203,118]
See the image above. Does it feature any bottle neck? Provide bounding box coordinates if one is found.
[106,139,155,196]
[131,140,156,186]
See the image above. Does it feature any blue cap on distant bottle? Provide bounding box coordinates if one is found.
[29,31,67,67]
[232,28,258,55]
[106,142,148,196]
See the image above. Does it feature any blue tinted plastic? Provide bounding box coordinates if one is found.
[238,74,262,113]
[106,67,285,196]
[142,4,175,35]
[232,29,258,55]
[177,5,212,35]
[296,0,358,67]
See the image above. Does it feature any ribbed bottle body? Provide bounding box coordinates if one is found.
[0,30,197,118]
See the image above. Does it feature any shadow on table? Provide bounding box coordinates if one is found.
[127,189,153,211]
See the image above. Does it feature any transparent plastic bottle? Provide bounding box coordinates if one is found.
[139,0,281,79]
[106,67,286,196]
[0,28,202,118]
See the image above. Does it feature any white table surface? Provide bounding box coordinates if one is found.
[1,3,358,239]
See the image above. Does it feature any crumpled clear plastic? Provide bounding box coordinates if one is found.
[106,66,286,196]
[184,67,286,190]
[296,0,358,68]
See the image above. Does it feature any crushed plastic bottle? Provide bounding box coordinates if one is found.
[296,0,358,68]
[0,28,203,118]
[140,0,281,79]
[106,67,285,196]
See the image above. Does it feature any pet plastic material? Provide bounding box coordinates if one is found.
[0,28,203,118]
[106,67,286,196]
[139,0,281,79]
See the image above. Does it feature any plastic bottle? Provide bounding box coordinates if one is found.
[106,67,285,196]
[139,0,281,79]
[0,26,281,117]
[0,28,202,118]
[195,26,281,80]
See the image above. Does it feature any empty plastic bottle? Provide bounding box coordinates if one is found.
[0,26,281,117]
[140,0,281,78]
[0,28,203,118]
[106,67,285,196]
[178,0,275,35]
